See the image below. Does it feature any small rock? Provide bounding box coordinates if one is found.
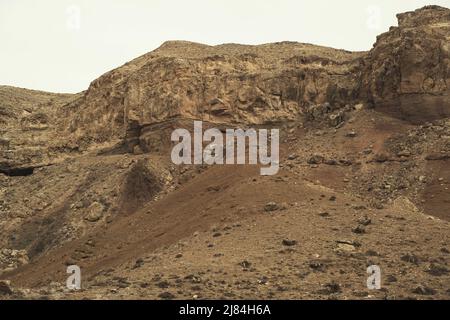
[357,216,371,226]
[257,276,269,285]
[412,285,436,296]
[397,150,411,157]
[239,260,252,269]
[282,239,297,246]
[352,225,366,234]
[373,153,389,163]
[346,131,357,138]
[309,261,326,271]
[319,281,341,294]
[329,112,344,127]
[324,159,338,165]
[84,202,104,222]
[401,253,420,265]
[207,185,220,192]
[132,258,144,269]
[158,292,176,300]
[425,263,449,276]
[307,154,324,165]
[339,159,353,166]
[264,202,279,212]
[156,281,170,289]
[335,242,357,253]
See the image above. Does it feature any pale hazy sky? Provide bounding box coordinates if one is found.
[1,0,449,93]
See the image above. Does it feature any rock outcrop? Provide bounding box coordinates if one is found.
[361,5,450,122]
[51,6,449,155]
[2,6,448,163]
[57,42,363,152]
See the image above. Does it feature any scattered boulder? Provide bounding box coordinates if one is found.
[309,261,326,272]
[425,263,449,276]
[336,239,361,247]
[307,154,324,165]
[328,111,345,127]
[319,281,341,294]
[397,150,411,157]
[264,202,279,212]
[324,159,338,165]
[373,153,390,163]
[357,216,371,226]
[338,159,352,166]
[412,285,436,296]
[158,292,176,300]
[0,248,29,270]
[132,258,145,269]
[239,260,252,269]
[84,202,104,222]
[282,239,297,246]
[352,225,366,234]
[401,253,420,265]
[156,280,170,289]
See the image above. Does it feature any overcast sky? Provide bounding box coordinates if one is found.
[1,0,449,93]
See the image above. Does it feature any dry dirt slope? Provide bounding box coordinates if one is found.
[0,5,449,299]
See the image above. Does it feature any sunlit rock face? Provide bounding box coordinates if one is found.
[361,5,450,123]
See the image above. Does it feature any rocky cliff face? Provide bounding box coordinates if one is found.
[58,42,363,153]
[2,6,447,165]
[0,86,78,173]
[362,5,450,122]
[51,6,449,155]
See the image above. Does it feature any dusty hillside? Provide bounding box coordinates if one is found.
[0,5,449,300]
